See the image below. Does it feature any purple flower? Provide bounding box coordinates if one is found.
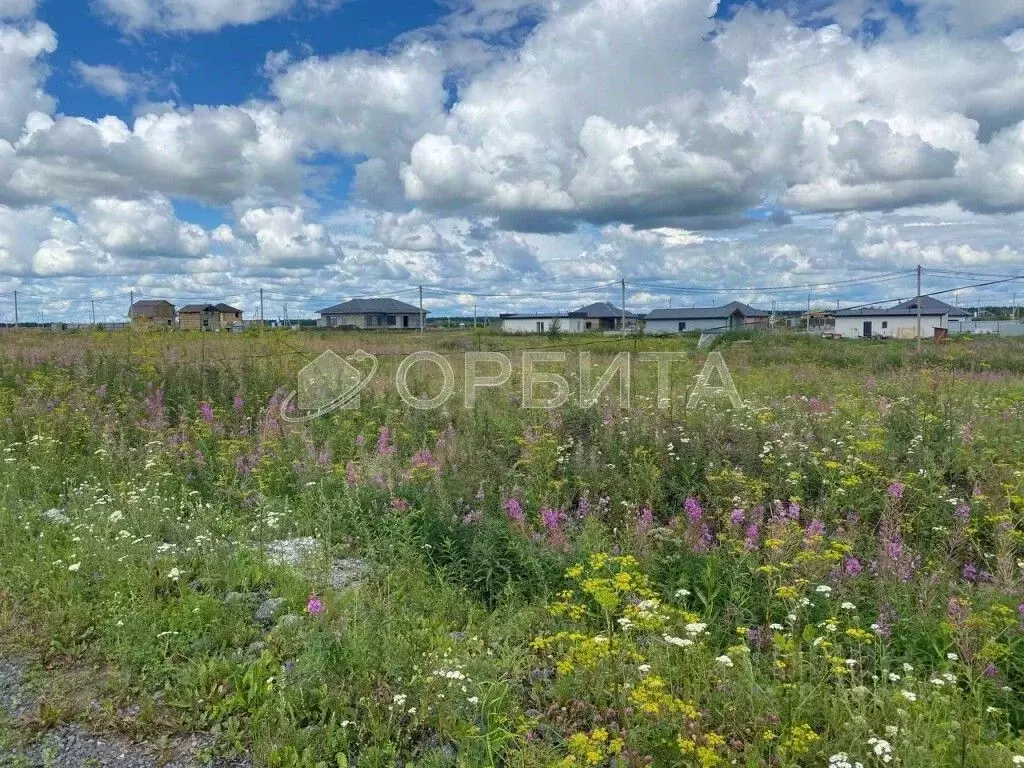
[232,394,244,413]
[843,557,862,576]
[376,426,396,456]
[954,503,971,523]
[983,663,999,679]
[355,434,366,448]
[886,482,905,500]
[684,496,703,522]
[306,595,324,616]
[637,508,654,537]
[743,524,760,552]
[194,450,206,468]
[504,497,525,525]
[96,384,108,398]
[199,401,214,424]
[729,508,745,526]
[804,518,825,540]
[411,449,438,472]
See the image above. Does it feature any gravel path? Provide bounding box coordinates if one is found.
[0,657,252,768]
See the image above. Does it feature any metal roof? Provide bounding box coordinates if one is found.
[179,304,219,313]
[645,301,769,320]
[575,302,638,319]
[129,299,174,316]
[214,303,242,313]
[316,298,425,315]
[836,296,971,318]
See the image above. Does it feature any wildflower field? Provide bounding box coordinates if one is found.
[3,329,1024,767]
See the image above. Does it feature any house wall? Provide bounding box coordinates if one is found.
[645,317,731,334]
[501,317,587,334]
[219,311,242,327]
[179,311,220,331]
[319,312,424,329]
[834,315,947,339]
[131,316,174,329]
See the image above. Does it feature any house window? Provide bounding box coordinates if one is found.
[882,321,888,329]
[536,321,545,333]
[678,321,686,331]
[387,315,396,326]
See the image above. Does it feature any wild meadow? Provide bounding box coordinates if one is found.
[3,327,1024,767]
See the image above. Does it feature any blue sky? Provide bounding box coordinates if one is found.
[1,0,1023,321]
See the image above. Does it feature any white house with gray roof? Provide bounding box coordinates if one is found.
[832,296,970,339]
[644,302,769,334]
[500,302,638,334]
[316,298,425,329]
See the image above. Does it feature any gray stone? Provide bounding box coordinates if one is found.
[264,538,368,591]
[329,558,369,589]
[265,537,319,567]
[255,597,286,623]
[41,508,70,525]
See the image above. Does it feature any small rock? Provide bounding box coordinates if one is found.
[329,558,368,589]
[41,508,70,525]
[245,641,267,656]
[255,597,286,623]
[447,631,468,642]
[276,614,302,630]
[265,537,320,567]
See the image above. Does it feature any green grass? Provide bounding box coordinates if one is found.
[1,328,1024,766]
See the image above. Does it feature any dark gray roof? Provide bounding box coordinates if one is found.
[836,296,970,318]
[894,296,971,318]
[500,311,587,319]
[575,302,638,318]
[646,301,769,320]
[317,298,424,315]
[179,304,219,313]
[215,303,242,313]
[129,299,174,316]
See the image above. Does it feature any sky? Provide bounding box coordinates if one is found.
[1,0,1024,322]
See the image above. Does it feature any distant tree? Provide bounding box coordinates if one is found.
[547,317,562,339]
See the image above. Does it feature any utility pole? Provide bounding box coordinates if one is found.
[916,264,922,353]
[90,299,96,327]
[419,285,424,336]
[473,304,477,328]
[259,288,265,326]
[12,290,17,328]
[129,290,133,325]
[806,294,811,333]
[620,278,626,334]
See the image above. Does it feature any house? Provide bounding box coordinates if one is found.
[644,301,769,334]
[833,296,971,339]
[178,304,223,331]
[316,298,425,329]
[214,303,243,327]
[129,299,175,328]
[500,302,638,334]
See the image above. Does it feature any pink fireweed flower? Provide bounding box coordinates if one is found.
[306,595,324,615]
[954,503,971,522]
[743,524,760,552]
[504,497,525,526]
[636,508,654,537]
[729,508,745,526]
[376,426,396,456]
[198,401,214,423]
[233,394,244,412]
[355,434,366,448]
[684,496,703,522]
[886,482,905,500]
[844,557,862,576]
[411,449,439,472]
